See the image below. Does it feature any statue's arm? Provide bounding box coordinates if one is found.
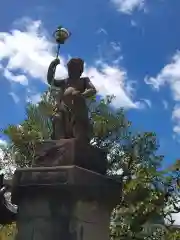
[47,59,65,88]
[82,77,97,98]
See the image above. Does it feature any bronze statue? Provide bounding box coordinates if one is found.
[47,58,97,142]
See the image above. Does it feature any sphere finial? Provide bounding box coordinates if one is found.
[53,25,71,44]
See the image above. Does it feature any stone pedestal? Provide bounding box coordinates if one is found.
[72,201,111,240]
[12,166,121,240]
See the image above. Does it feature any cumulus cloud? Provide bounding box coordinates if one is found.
[111,0,145,14]
[4,69,28,85]
[0,17,145,109]
[0,18,67,85]
[145,51,180,137]
[84,63,142,108]
[145,51,180,93]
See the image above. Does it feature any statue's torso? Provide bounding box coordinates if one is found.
[55,77,88,119]
[63,78,87,113]
[65,77,86,91]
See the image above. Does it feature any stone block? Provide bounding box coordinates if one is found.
[11,165,121,207]
[33,138,107,175]
[11,166,122,240]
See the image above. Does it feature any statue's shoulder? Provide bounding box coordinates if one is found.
[80,77,90,88]
[80,77,90,83]
[54,78,66,88]
[80,77,89,81]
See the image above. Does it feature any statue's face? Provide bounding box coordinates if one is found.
[68,64,83,79]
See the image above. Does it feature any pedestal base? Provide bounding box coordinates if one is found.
[12,166,121,240]
[72,201,111,240]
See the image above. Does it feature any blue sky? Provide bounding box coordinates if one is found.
[0,1,180,170]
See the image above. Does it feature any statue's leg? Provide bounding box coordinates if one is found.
[51,112,65,140]
[64,108,73,138]
[72,116,91,143]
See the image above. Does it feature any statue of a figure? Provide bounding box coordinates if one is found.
[47,58,97,142]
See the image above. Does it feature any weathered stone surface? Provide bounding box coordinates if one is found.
[33,138,107,175]
[72,201,111,240]
[12,166,121,240]
[16,192,72,240]
[11,166,121,207]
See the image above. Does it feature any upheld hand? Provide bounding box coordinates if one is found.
[51,58,60,66]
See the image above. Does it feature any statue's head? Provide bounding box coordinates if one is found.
[67,58,84,79]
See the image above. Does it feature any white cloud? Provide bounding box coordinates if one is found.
[164,200,180,226]
[145,51,180,93]
[9,92,20,104]
[0,18,67,85]
[145,51,180,137]
[172,213,180,225]
[97,41,123,66]
[140,98,152,108]
[96,28,108,35]
[169,200,180,225]
[162,100,168,110]
[26,92,41,104]
[0,17,145,109]
[4,69,28,85]
[111,0,145,14]
[110,41,121,52]
[85,63,141,108]
[0,139,7,145]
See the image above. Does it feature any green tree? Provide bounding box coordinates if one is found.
[109,131,180,239]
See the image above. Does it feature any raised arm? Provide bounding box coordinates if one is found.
[47,59,65,88]
[82,77,97,98]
